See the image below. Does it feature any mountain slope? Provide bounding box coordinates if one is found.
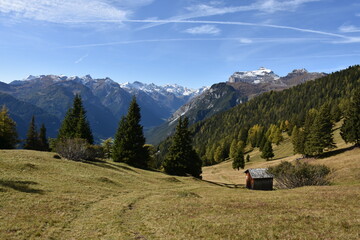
[0,75,204,140]
[189,65,360,161]
[0,92,60,138]
[147,68,325,144]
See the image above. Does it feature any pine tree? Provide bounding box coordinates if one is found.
[0,105,18,149]
[229,139,237,159]
[112,97,149,168]
[291,126,305,155]
[261,140,274,161]
[246,154,250,162]
[303,109,318,156]
[341,88,360,146]
[24,115,39,150]
[305,103,335,156]
[57,94,93,144]
[232,148,245,170]
[38,123,50,151]
[163,117,202,178]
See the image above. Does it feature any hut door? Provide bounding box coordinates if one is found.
[246,173,251,189]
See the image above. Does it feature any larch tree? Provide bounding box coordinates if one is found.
[0,105,18,149]
[341,88,360,146]
[112,97,149,169]
[163,117,202,178]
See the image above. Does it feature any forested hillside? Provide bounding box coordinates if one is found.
[187,65,360,163]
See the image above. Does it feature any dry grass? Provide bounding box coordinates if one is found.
[0,146,359,239]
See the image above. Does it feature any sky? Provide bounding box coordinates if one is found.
[0,0,359,89]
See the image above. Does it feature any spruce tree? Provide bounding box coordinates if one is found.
[24,115,38,150]
[232,148,245,170]
[38,123,50,151]
[112,97,149,168]
[163,117,202,178]
[261,140,274,161]
[305,103,335,156]
[0,105,18,149]
[57,94,93,144]
[341,88,360,146]
[292,126,305,155]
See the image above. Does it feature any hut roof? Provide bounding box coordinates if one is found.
[244,168,274,179]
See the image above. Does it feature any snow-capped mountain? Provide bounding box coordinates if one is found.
[120,81,208,97]
[228,67,281,84]
[1,74,207,141]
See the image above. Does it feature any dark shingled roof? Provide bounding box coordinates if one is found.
[244,168,274,179]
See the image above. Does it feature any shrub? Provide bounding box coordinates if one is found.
[56,138,103,161]
[268,161,331,189]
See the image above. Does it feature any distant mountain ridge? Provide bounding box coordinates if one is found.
[146,68,326,144]
[0,74,206,141]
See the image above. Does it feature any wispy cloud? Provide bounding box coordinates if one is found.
[125,19,352,40]
[138,0,319,30]
[184,25,221,35]
[64,37,329,49]
[75,54,89,64]
[339,25,360,33]
[0,0,152,23]
[62,18,358,43]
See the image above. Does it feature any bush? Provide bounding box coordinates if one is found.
[268,161,331,189]
[56,138,103,161]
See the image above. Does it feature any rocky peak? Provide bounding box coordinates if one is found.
[228,67,280,84]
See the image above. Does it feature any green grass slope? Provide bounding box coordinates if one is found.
[1,148,359,239]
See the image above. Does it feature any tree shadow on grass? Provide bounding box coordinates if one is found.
[0,180,44,194]
[320,146,356,159]
[202,180,245,189]
[84,160,138,174]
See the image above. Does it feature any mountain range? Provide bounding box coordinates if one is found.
[0,67,325,143]
[0,75,206,141]
[147,68,326,144]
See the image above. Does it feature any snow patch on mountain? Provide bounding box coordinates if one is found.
[228,67,280,84]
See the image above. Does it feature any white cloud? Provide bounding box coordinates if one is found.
[138,0,319,30]
[75,54,89,64]
[184,25,221,35]
[238,38,253,44]
[0,0,131,23]
[256,0,319,13]
[339,25,360,33]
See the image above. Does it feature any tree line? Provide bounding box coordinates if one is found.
[0,94,202,178]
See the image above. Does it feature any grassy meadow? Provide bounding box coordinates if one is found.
[1,126,360,239]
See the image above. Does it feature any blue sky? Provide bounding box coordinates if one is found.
[0,0,359,88]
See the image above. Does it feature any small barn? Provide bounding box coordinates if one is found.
[244,168,274,190]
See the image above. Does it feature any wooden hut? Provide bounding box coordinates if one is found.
[244,168,274,190]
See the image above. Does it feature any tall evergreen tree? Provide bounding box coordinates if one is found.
[341,88,360,146]
[24,115,38,150]
[0,105,18,149]
[38,123,50,151]
[112,97,149,168]
[57,94,93,144]
[261,140,274,161]
[305,103,335,156]
[163,117,202,178]
[291,126,305,155]
[232,148,245,170]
